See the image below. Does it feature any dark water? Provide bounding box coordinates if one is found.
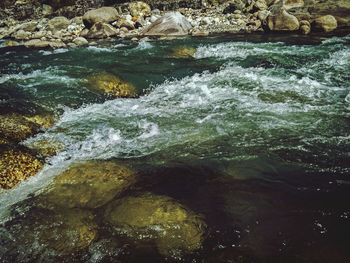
[0,34,350,262]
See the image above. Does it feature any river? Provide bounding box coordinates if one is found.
[0,33,349,262]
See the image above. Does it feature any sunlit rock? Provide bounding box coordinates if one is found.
[84,22,119,39]
[267,8,300,31]
[39,161,136,209]
[0,146,43,189]
[128,1,151,18]
[170,46,196,58]
[26,139,64,157]
[142,12,192,36]
[300,20,311,34]
[87,72,137,98]
[0,114,41,142]
[73,36,89,46]
[313,15,337,32]
[104,193,206,256]
[47,16,70,32]
[24,114,56,129]
[83,7,119,29]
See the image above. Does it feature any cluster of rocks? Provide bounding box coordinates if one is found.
[0,0,348,49]
[4,160,207,259]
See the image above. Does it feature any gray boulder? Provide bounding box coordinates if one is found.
[82,7,119,29]
[142,11,192,36]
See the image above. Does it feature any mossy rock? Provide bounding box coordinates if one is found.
[0,114,41,142]
[170,46,197,58]
[0,113,55,142]
[0,146,43,189]
[6,208,98,256]
[24,114,56,129]
[26,139,65,157]
[39,161,136,209]
[104,193,206,256]
[87,72,137,98]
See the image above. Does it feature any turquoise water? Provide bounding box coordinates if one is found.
[0,34,350,262]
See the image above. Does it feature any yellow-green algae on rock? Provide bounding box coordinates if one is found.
[0,146,43,189]
[8,208,98,255]
[39,160,136,209]
[170,46,197,58]
[0,114,41,142]
[26,138,65,158]
[104,193,206,256]
[87,72,137,98]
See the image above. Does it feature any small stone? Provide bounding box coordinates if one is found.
[42,4,53,16]
[73,36,88,46]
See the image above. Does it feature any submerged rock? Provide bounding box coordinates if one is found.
[0,146,43,189]
[26,139,64,157]
[87,72,137,98]
[313,14,337,32]
[5,208,98,256]
[142,11,192,36]
[104,193,206,256]
[83,7,119,29]
[39,161,136,209]
[170,46,196,58]
[0,114,41,142]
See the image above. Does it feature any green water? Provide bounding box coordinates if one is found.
[0,34,350,262]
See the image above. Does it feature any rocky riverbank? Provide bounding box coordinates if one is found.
[0,0,350,48]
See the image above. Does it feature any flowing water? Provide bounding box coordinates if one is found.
[0,33,350,262]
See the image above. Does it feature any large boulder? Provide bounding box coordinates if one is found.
[82,7,119,29]
[4,208,98,256]
[267,8,300,31]
[39,161,136,209]
[313,14,337,32]
[307,0,350,28]
[0,146,43,189]
[142,11,192,36]
[0,114,41,142]
[86,72,137,98]
[104,193,206,256]
[47,16,70,32]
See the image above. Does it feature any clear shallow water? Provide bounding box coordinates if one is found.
[0,34,350,262]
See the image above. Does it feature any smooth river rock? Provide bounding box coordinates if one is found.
[87,72,137,98]
[83,7,119,29]
[142,11,192,36]
[267,8,300,31]
[313,14,337,32]
[104,193,206,256]
[39,161,136,209]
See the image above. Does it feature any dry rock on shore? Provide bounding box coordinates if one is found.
[142,11,192,36]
